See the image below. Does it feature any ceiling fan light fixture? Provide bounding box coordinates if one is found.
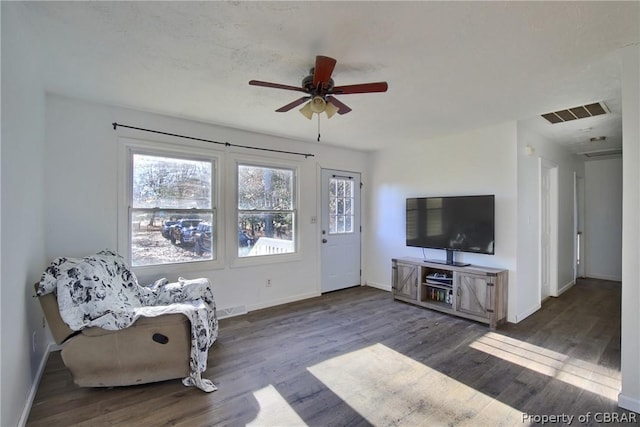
[310,96,326,113]
[299,102,314,120]
[325,101,339,119]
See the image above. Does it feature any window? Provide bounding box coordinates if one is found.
[129,152,216,267]
[237,163,296,257]
[328,176,355,234]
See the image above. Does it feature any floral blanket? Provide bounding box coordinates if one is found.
[37,250,218,392]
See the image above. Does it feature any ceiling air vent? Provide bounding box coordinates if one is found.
[581,149,622,158]
[541,102,608,124]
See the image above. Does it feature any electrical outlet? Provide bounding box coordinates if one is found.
[266,279,272,287]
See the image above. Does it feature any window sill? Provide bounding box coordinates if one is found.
[132,258,224,283]
[230,252,302,269]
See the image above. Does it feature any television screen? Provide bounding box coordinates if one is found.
[406,195,495,255]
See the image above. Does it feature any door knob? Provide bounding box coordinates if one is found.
[322,239,328,243]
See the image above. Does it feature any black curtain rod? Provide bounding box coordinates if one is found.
[112,122,315,158]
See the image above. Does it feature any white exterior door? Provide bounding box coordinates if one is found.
[321,169,361,293]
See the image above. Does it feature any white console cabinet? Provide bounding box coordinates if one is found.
[391,257,508,329]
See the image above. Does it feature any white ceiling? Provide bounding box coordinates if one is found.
[12,1,640,153]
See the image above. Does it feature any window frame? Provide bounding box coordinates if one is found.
[118,138,224,276]
[231,156,301,267]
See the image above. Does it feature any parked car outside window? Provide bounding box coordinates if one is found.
[194,223,213,256]
[170,219,201,246]
[161,220,178,239]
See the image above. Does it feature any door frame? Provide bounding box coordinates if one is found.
[319,167,362,293]
[574,173,586,279]
[539,158,559,302]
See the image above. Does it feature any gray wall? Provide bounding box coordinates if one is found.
[1,3,49,426]
[584,158,623,281]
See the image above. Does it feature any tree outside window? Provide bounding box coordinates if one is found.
[130,153,215,267]
[237,164,295,257]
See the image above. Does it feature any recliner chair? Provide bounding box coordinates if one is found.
[36,283,191,387]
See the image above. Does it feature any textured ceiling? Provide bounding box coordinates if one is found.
[10,1,640,152]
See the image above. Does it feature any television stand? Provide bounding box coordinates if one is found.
[391,257,508,329]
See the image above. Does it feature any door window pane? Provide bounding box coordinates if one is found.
[329,177,354,234]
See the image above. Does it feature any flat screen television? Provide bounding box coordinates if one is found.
[406,195,495,266]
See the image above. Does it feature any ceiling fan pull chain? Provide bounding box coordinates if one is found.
[317,114,321,142]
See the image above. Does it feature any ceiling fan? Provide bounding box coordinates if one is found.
[249,55,388,120]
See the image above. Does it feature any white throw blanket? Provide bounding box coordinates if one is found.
[37,250,218,392]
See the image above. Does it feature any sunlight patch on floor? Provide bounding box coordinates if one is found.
[248,384,308,427]
[307,343,523,426]
[469,332,620,401]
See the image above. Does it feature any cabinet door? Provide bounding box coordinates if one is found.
[393,262,418,300]
[455,273,493,319]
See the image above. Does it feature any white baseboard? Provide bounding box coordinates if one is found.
[556,280,575,296]
[247,291,321,312]
[513,303,541,323]
[217,305,248,319]
[585,273,623,282]
[365,281,391,292]
[618,393,640,414]
[18,343,54,427]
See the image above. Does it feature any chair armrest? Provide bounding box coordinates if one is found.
[34,283,76,344]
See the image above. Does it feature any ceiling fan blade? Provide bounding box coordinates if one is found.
[249,80,308,93]
[313,56,337,88]
[326,96,352,115]
[331,82,388,95]
[275,96,311,112]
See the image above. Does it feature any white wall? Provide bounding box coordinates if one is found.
[363,122,519,321]
[619,43,640,414]
[44,94,370,315]
[584,158,623,281]
[1,3,49,426]
[515,125,582,320]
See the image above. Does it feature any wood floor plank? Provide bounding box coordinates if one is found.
[27,280,636,426]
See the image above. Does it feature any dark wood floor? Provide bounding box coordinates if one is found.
[27,278,636,426]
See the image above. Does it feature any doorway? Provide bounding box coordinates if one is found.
[320,169,361,293]
[575,174,586,279]
[540,158,559,301]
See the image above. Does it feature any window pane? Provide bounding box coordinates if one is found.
[328,177,355,235]
[131,211,214,267]
[133,154,212,209]
[345,215,353,233]
[330,180,337,198]
[238,165,293,210]
[238,212,294,257]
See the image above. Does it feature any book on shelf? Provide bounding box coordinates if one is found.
[426,287,453,304]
